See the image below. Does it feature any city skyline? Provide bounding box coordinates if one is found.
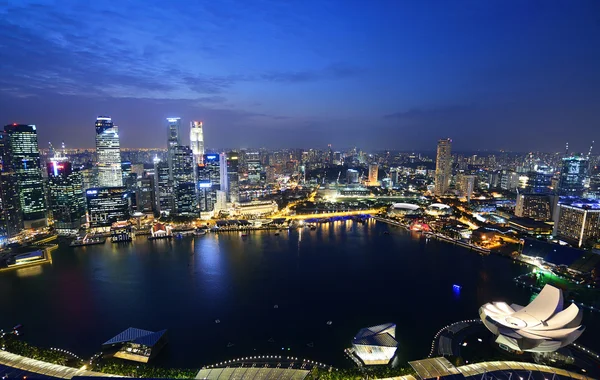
[1,1,599,151]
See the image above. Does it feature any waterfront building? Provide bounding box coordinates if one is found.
[515,193,552,221]
[197,153,221,215]
[0,131,23,239]
[351,323,398,365]
[172,145,196,216]
[4,124,46,227]
[558,156,589,196]
[227,151,240,203]
[388,203,421,217]
[480,284,584,352]
[367,163,379,186]
[346,169,359,184]
[189,121,204,165]
[434,138,452,196]
[102,327,168,363]
[47,155,85,235]
[555,200,600,247]
[86,187,129,228]
[425,203,453,216]
[233,200,278,216]
[95,117,123,187]
[135,177,155,213]
[153,157,172,215]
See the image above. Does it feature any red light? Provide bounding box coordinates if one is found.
[13,123,17,126]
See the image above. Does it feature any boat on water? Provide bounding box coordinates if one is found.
[70,236,106,247]
[241,233,248,237]
[274,232,280,236]
[194,229,207,236]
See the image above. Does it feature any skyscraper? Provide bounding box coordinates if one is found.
[434,138,452,196]
[226,151,239,203]
[197,153,221,215]
[47,150,85,235]
[190,121,204,165]
[0,130,23,239]
[167,117,181,148]
[4,124,46,227]
[557,156,589,196]
[172,145,196,216]
[368,163,379,186]
[95,117,123,187]
[153,157,172,215]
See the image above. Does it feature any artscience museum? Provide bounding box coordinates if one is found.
[479,285,585,353]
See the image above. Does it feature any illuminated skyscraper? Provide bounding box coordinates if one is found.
[47,149,85,235]
[4,124,46,227]
[0,131,23,239]
[434,138,452,196]
[190,121,204,165]
[167,117,181,149]
[226,151,239,203]
[368,163,379,186]
[557,156,589,196]
[153,157,172,215]
[197,153,221,214]
[95,117,123,187]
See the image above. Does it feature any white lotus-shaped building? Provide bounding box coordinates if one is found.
[479,284,585,352]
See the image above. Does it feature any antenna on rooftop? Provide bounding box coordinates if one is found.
[565,142,569,156]
[587,140,594,159]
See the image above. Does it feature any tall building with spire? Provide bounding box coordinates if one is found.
[4,123,46,227]
[95,117,123,187]
[190,121,204,165]
[434,138,452,196]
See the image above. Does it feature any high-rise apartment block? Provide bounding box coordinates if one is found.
[434,138,452,196]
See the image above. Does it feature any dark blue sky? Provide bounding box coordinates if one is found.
[0,0,599,151]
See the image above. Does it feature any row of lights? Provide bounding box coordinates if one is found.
[572,343,600,360]
[50,347,82,361]
[428,319,481,358]
[204,355,333,370]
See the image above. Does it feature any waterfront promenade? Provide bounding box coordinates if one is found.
[0,351,122,379]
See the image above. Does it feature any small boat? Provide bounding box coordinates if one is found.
[310,226,317,231]
[13,324,22,330]
[307,342,314,347]
[227,342,234,347]
[268,337,275,343]
[241,233,248,237]
[383,231,390,235]
[215,319,221,324]
[274,304,279,309]
[274,232,280,236]
[326,320,333,325]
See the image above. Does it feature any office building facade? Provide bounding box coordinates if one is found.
[153,157,172,215]
[95,117,123,187]
[86,187,129,228]
[226,151,239,203]
[434,138,452,196]
[515,193,552,221]
[4,124,46,226]
[368,164,379,186]
[0,131,23,239]
[197,154,221,214]
[557,156,589,196]
[47,159,85,235]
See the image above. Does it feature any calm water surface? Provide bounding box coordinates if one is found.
[0,220,598,368]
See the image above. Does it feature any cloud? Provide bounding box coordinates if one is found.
[383,105,475,120]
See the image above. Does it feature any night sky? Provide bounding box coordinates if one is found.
[1,0,599,151]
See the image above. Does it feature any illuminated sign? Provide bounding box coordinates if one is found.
[199,182,212,188]
[206,155,218,160]
[167,117,181,122]
[86,190,98,195]
[96,117,111,121]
